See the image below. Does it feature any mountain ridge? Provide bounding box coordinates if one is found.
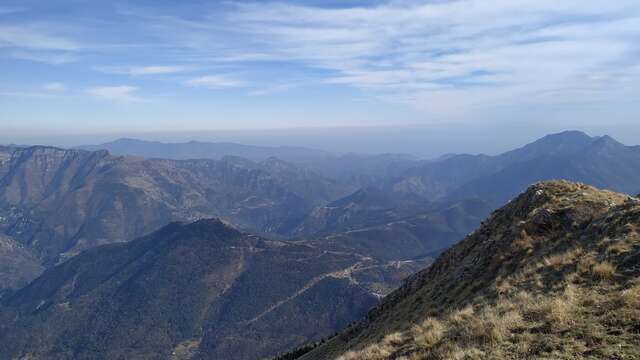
[292,181,640,359]
[0,218,382,360]
[78,138,333,163]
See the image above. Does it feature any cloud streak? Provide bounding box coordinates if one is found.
[185,75,245,89]
[0,24,81,51]
[4,0,640,119]
[96,65,196,76]
[43,82,66,92]
[122,0,639,114]
[86,85,144,103]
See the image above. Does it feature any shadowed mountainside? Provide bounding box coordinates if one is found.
[0,219,392,360]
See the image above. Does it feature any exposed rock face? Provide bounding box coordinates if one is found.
[294,181,640,360]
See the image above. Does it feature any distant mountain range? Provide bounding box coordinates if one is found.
[77,138,421,189]
[1,131,640,359]
[78,131,640,205]
[78,138,334,163]
[388,131,640,204]
[0,145,356,293]
[2,130,639,291]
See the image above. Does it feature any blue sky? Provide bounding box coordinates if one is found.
[1,0,639,139]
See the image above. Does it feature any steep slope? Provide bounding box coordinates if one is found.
[0,234,43,292]
[305,154,420,189]
[296,181,640,359]
[0,219,381,360]
[292,187,430,237]
[0,146,346,270]
[301,196,491,263]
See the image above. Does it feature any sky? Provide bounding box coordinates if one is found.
[1,0,639,153]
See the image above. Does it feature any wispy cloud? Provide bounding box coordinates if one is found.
[96,65,195,76]
[122,0,640,114]
[43,82,66,92]
[10,50,78,64]
[4,0,640,119]
[185,75,245,89]
[0,24,81,51]
[86,85,144,103]
[0,7,25,16]
[0,91,56,98]
[248,84,297,96]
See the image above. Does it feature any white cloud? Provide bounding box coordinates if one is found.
[133,0,640,115]
[248,84,296,96]
[96,65,195,76]
[6,1,638,118]
[10,50,78,64]
[86,85,143,102]
[0,91,55,98]
[185,75,245,89]
[43,82,66,92]
[0,25,81,51]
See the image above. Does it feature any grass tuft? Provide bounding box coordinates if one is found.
[591,261,616,280]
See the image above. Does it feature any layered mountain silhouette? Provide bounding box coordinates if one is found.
[78,138,333,164]
[0,146,347,266]
[79,139,420,189]
[1,131,639,360]
[2,130,639,292]
[289,181,640,359]
[390,131,640,204]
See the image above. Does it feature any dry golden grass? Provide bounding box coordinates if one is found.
[331,272,637,360]
[412,318,444,348]
[591,261,616,280]
[605,241,630,255]
[622,284,640,308]
[512,229,534,252]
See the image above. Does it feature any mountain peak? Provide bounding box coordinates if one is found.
[583,134,626,156]
[497,130,595,165]
[525,130,593,149]
[500,180,625,224]
[593,134,623,147]
[183,217,240,235]
[155,218,244,246]
[544,129,590,139]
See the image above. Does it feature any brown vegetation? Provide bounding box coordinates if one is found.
[297,181,640,360]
